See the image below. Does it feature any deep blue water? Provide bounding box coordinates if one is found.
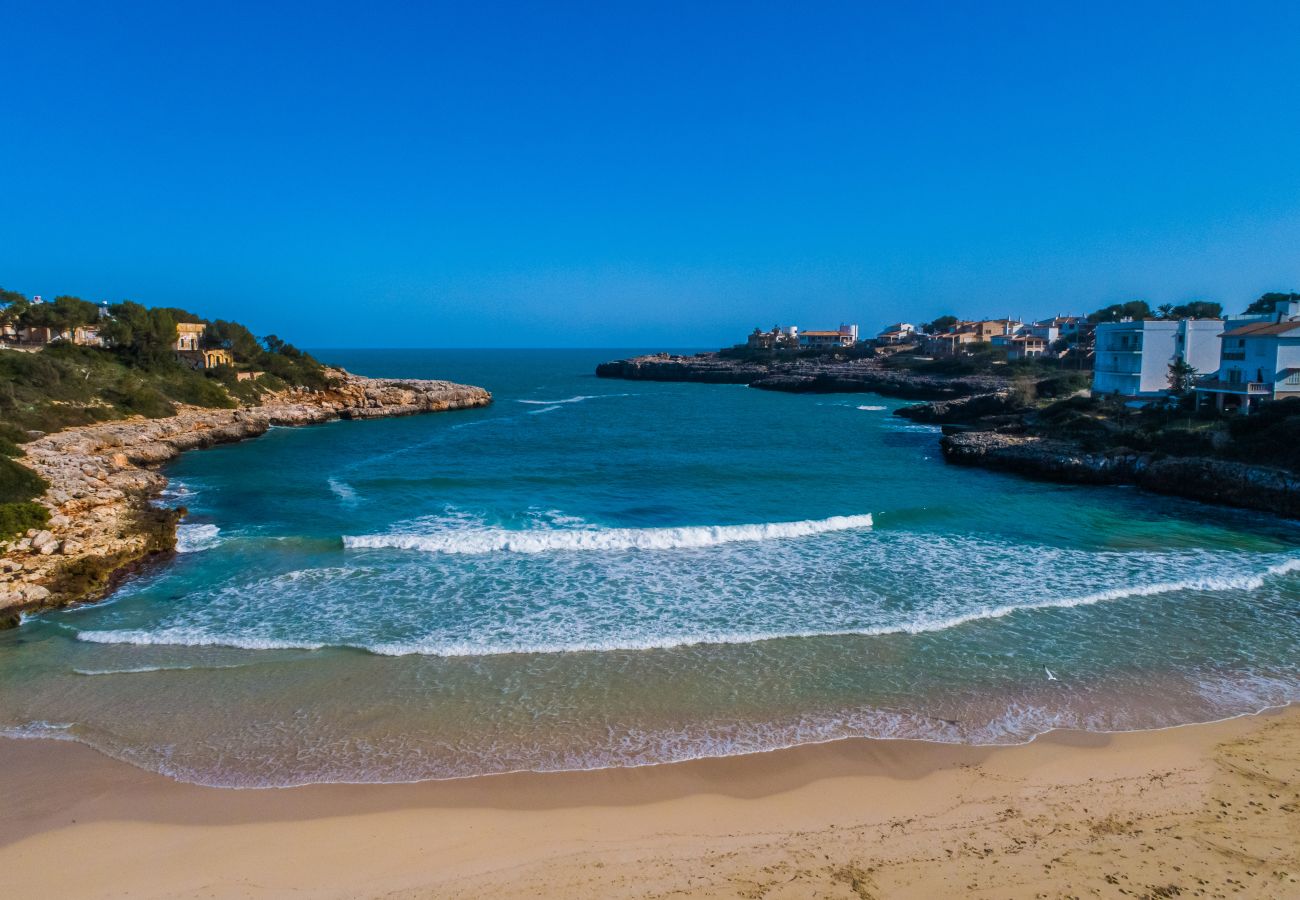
[2,349,1298,786]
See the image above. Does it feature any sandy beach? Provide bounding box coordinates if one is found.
[2,706,1296,899]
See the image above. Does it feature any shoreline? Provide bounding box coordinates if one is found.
[941,429,1300,519]
[3,705,1296,897]
[0,370,491,620]
[596,352,1300,518]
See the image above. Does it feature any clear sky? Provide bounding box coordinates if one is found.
[3,1,1299,347]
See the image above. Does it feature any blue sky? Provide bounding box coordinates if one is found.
[3,1,1299,347]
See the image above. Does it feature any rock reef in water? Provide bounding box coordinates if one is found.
[596,353,1006,399]
[0,371,491,619]
[940,430,1300,518]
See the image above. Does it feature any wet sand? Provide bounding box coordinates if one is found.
[2,706,1297,898]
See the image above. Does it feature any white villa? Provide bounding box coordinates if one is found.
[1092,319,1223,398]
[1195,320,1300,415]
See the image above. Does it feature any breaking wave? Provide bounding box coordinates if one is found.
[175,523,221,553]
[342,514,876,555]
[68,556,1300,657]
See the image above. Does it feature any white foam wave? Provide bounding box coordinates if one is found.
[75,629,325,651]
[328,477,359,504]
[72,664,248,676]
[175,523,221,553]
[1,721,76,741]
[516,395,597,405]
[857,405,886,411]
[527,405,561,415]
[343,514,876,555]
[71,554,1299,657]
[368,562,1293,654]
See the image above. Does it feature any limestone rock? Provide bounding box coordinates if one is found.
[0,369,491,617]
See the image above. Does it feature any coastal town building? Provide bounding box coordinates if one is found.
[1092,318,1223,398]
[968,319,1022,342]
[746,325,800,350]
[1195,302,1300,413]
[875,323,915,344]
[1036,315,1084,342]
[992,333,1049,360]
[923,328,977,356]
[922,319,1020,356]
[798,324,859,349]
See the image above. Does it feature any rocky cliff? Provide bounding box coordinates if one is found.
[941,431,1300,517]
[0,372,491,621]
[596,353,1006,399]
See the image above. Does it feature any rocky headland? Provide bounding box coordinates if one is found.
[890,386,1300,518]
[0,372,491,622]
[939,430,1300,517]
[596,352,1007,399]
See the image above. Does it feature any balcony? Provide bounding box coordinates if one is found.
[1196,380,1270,395]
[1221,351,1246,361]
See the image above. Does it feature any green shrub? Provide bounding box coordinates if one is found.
[105,384,176,418]
[0,501,48,539]
[0,456,46,504]
[160,370,236,408]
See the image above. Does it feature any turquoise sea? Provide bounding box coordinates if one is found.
[2,349,1298,786]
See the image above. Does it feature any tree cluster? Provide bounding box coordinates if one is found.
[924,314,959,334]
[1245,292,1300,315]
[0,291,101,332]
[0,288,328,387]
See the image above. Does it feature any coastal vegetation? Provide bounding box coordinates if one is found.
[1031,393,1300,471]
[0,289,328,432]
[0,287,333,539]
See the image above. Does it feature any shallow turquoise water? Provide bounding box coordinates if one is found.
[2,349,1298,786]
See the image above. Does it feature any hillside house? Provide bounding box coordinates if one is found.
[173,322,234,369]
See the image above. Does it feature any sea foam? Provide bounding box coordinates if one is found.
[69,552,1300,657]
[175,523,221,553]
[516,395,597,405]
[343,513,875,554]
[328,477,359,503]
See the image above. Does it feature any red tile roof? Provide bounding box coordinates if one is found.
[1222,321,1300,337]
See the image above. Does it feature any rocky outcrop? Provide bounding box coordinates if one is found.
[595,354,763,384]
[596,353,1006,399]
[894,391,1022,423]
[0,373,491,619]
[940,431,1300,517]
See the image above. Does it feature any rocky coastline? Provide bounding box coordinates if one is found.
[0,372,491,623]
[595,353,1006,399]
[599,351,1300,518]
[939,430,1300,517]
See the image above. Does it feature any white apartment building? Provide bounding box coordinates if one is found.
[1092,319,1223,398]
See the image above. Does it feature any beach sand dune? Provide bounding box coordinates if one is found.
[2,708,1296,898]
